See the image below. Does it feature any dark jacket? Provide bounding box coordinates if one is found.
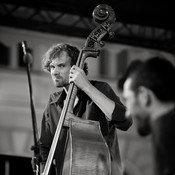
[39,80,132,175]
[151,108,175,175]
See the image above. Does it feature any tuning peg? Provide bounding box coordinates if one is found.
[99,41,105,47]
[108,31,115,39]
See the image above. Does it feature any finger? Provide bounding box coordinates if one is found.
[70,67,77,74]
[69,74,75,83]
[71,65,76,71]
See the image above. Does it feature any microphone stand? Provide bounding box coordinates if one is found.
[22,41,40,175]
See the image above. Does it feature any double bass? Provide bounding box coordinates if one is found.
[42,4,118,175]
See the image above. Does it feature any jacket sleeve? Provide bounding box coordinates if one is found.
[100,82,133,131]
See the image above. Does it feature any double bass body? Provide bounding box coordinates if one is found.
[62,119,111,175]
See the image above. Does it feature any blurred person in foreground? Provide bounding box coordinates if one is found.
[121,57,175,175]
[38,43,132,175]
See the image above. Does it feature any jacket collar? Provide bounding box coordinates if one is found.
[49,88,67,105]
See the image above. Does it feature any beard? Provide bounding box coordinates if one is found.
[135,114,151,137]
[53,77,69,88]
[138,125,151,136]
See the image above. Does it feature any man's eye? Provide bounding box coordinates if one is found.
[50,65,55,69]
[59,65,65,68]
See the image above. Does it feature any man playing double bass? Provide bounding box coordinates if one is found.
[39,43,132,175]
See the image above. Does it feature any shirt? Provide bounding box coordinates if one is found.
[39,80,132,175]
[151,108,175,175]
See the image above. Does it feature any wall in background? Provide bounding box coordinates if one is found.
[0,26,175,175]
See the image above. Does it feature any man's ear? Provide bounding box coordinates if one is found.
[138,86,151,106]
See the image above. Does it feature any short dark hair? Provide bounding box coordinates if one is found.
[42,43,88,74]
[118,60,143,91]
[130,57,175,102]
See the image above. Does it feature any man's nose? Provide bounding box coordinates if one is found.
[125,110,131,119]
[53,67,60,74]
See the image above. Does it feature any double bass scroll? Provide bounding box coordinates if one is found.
[42,4,116,175]
[84,4,116,50]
